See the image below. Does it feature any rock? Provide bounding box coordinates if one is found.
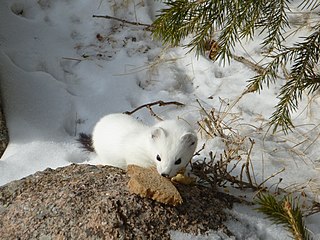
[0,164,236,239]
[0,91,9,157]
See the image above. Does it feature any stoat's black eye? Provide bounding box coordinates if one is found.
[156,154,161,161]
[175,158,182,165]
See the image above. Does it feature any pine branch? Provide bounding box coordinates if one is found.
[299,0,320,10]
[152,1,198,46]
[247,50,287,92]
[256,194,312,240]
[271,26,320,133]
[215,2,240,64]
[152,0,320,133]
[247,23,320,133]
[258,0,290,49]
[152,0,230,57]
[152,0,290,62]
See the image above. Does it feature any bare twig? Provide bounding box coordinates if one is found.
[146,105,163,121]
[193,143,206,157]
[258,168,286,188]
[245,138,256,187]
[124,100,184,116]
[92,14,151,28]
[62,57,83,62]
[239,164,246,188]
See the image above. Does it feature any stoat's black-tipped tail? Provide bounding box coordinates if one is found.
[77,133,95,152]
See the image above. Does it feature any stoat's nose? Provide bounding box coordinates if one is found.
[161,173,169,178]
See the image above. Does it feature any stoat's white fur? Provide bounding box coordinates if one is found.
[92,113,197,177]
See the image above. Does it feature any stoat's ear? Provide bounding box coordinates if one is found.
[151,127,166,140]
[181,132,197,147]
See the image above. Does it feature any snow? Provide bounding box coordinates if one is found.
[0,0,319,239]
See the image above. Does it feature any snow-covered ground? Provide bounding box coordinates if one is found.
[0,0,319,239]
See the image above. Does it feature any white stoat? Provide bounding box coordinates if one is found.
[91,113,197,177]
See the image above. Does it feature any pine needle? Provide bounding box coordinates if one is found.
[151,0,320,133]
[256,193,312,240]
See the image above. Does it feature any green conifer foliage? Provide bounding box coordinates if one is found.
[256,194,311,240]
[152,0,320,133]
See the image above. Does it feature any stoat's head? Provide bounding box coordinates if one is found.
[149,121,197,178]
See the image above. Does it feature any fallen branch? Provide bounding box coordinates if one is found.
[124,100,184,116]
[92,14,151,28]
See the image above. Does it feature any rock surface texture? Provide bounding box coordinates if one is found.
[0,164,235,239]
[0,93,8,157]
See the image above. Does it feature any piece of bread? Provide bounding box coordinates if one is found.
[127,165,183,206]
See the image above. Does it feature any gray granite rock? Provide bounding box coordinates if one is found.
[0,164,236,239]
[0,94,8,157]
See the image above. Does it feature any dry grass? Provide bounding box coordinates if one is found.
[190,99,320,221]
[191,99,283,191]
